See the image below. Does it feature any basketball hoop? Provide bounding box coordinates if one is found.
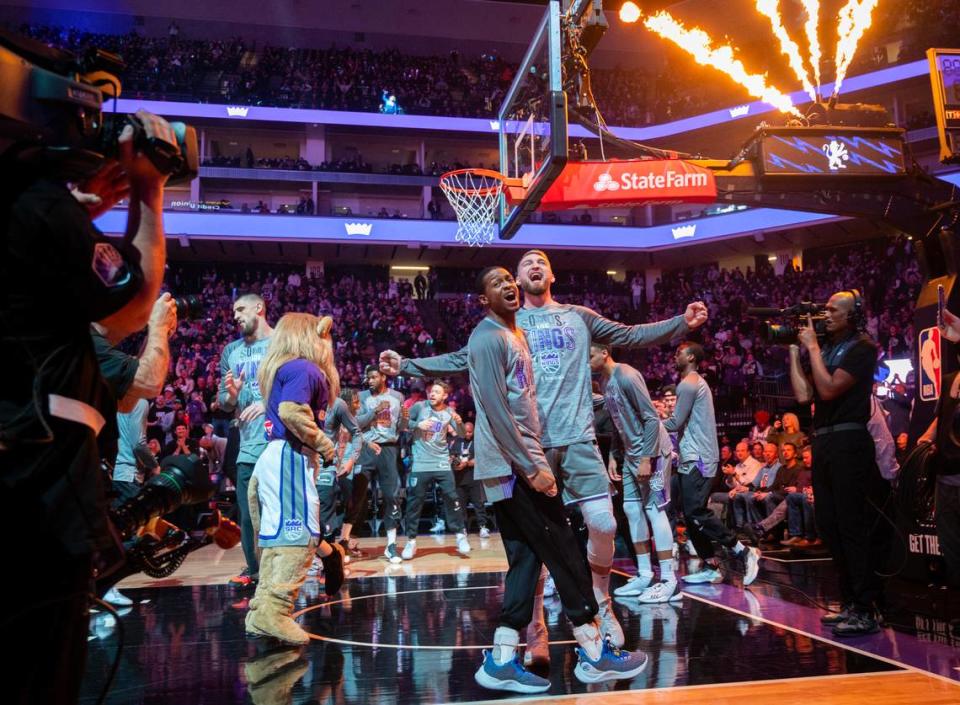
[439,168,508,248]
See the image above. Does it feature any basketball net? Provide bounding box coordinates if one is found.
[439,169,506,248]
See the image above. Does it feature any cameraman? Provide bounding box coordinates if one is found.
[0,109,177,704]
[789,290,890,637]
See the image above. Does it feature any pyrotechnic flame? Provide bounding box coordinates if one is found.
[799,0,822,95]
[833,0,880,97]
[755,0,816,102]
[643,11,803,117]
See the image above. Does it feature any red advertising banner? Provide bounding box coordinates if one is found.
[538,159,718,210]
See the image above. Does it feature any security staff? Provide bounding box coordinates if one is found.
[789,290,890,637]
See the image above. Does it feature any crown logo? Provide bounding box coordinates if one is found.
[344,222,373,236]
[226,106,250,117]
[671,224,697,239]
[728,105,750,118]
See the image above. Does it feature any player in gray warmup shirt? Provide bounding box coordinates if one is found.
[589,343,679,603]
[400,381,472,560]
[389,266,647,694]
[315,393,363,550]
[356,366,406,563]
[219,293,273,587]
[381,249,707,657]
[664,342,761,587]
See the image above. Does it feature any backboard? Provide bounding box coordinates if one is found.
[498,0,568,239]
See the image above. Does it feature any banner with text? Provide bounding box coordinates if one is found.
[538,160,718,210]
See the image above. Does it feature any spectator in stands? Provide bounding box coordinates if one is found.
[749,410,772,443]
[711,441,761,524]
[163,422,199,459]
[732,442,780,527]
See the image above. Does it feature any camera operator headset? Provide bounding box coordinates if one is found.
[788,289,893,638]
[0,30,184,705]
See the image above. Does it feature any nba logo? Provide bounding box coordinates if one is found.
[918,327,942,402]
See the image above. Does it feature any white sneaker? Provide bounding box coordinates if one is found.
[456,532,472,556]
[384,542,402,564]
[103,587,133,607]
[479,527,491,539]
[614,572,655,597]
[430,519,446,533]
[637,579,683,604]
[401,540,417,560]
[597,599,625,648]
[682,567,723,584]
[740,546,762,586]
[307,557,322,577]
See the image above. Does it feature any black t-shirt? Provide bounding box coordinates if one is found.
[0,177,143,554]
[810,332,878,429]
[91,328,140,400]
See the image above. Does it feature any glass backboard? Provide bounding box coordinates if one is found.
[498,0,568,239]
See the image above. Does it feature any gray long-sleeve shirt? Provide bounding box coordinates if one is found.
[218,336,271,465]
[400,305,688,448]
[604,363,669,472]
[663,372,719,474]
[320,397,362,466]
[357,388,405,444]
[466,317,545,490]
[405,402,462,472]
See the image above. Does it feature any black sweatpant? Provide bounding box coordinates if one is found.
[404,470,465,538]
[812,430,892,613]
[347,444,402,531]
[455,470,490,530]
[495,476,598,631]
[677,463,739,561]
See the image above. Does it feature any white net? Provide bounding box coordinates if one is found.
[439,169,505,248]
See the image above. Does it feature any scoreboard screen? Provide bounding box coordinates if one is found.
[928,48,960,164]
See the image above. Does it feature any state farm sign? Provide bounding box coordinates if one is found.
[538,160,717,210]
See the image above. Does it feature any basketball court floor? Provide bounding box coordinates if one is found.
[81,534,960,704]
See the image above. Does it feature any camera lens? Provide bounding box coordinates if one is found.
[173,295,203,320]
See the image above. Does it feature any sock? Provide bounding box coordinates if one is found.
[572,620,603,661]
[636,552,653,575]
[659,557,675,583]
[492,626,519,665]
[387,528,397,545]
[341,524,352,541]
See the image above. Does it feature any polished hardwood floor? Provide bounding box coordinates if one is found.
[79,534,959,704]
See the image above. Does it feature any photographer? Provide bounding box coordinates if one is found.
[789,290,890,637]
[0,109,177,704]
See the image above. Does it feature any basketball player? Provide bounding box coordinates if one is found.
[454,266,648,693]
[382,249,706,658]
[589,343,679,603]
[356,365,406,563]
[315,385,363,559]
[401,381,472,559]
[666,342,761,586]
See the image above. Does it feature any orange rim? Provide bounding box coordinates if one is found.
[439,168,519,196]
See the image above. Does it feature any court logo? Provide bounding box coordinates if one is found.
[918,326,942,401]
[593,172,620,192]
[822,140,849,171]
[226,106,250,117]
[671,224,696,239]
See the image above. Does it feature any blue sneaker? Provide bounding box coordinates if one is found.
[474,650,551,693]
[573,639,648,683]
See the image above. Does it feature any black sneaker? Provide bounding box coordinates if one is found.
[820,604,853,625]
[320,544,346,595]
[384,542,402,564]
[832,611,880,637]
